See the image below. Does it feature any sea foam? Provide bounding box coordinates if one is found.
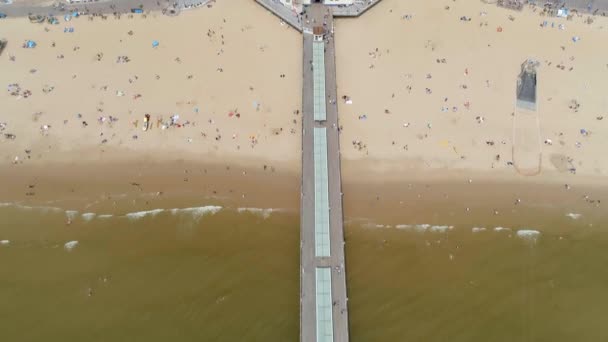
[65,210,79,220]
[417,224,431,231]
[0,240,10,246]
[566,213,582,220]
[237,207,277,219]
[64,241,79,251]
[516,229,541,243]
[429,225,453,233]
[395,224,453,233]
[81,213,96,221]
[170,206,222,218]
[125,209,165,220]
[472,227,487,233]
[0,202,62,212]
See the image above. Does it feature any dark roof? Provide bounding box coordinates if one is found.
[517,69,536,104]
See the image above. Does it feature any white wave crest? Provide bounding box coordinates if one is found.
[394,224,452,233]
[1,203,62,212]
[516,229,541,243]
[0,240,10,246]
[65,210,79,220]
[64,240,79,251]
[237,207,277,219]
[566,213,582,220]
[170,206,222,218]
[415,224,431,232]
[472,227,487,233]
[81,213,96,221]
[125,209,165,220]
[494,227,511,232]
[97,214,113,219]
[429,225,453,233]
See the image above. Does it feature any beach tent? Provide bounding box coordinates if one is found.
[25,40,36,48]
[152,40,159,48]
[557,8,569,17]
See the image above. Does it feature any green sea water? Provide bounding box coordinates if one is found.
[1,204,607,341]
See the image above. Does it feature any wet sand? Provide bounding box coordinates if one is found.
[0,160,301,214]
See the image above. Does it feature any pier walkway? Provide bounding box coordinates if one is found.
[254,0,303,32]
[332,0,383,17]
[301,4,348,342]
[254,0,384,341]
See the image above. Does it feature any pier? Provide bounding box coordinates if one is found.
[301,4,348,341]
[254,0,303,31]
[255,1,382,341]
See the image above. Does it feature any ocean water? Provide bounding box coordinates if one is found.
[346,220,608,342]
[0,204,299,341]
[1,203,608,341]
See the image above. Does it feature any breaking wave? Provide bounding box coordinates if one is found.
[429,225,452,233]
[566,213,582,220]
[169,206,222,218]
[64,241,79,251]
[0,202,62,212]
[81,213,96,221]
[0,240,10,246]
[62,206,222,221]
[237,207,281,219]
[395,224,453,233]
[125,209,165,220]
[516,229,541,243]
[472,227,487,233]
[65,210,79,221]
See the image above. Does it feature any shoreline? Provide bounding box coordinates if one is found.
[1,0,607,227]
[0,157,302,213]
[1,155,605,226]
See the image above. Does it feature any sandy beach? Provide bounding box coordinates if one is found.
[1,0,607,217]
[335,0,608,186]
[1,0,301,170]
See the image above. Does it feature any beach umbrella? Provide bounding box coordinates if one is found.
[152,40,159,48]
